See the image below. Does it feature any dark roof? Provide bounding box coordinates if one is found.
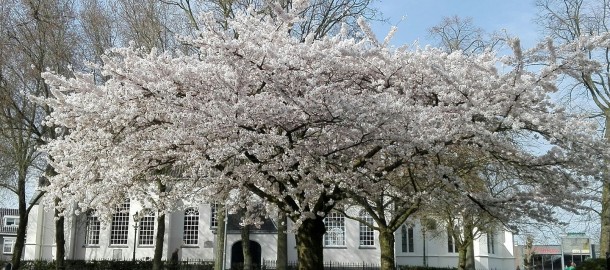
[226,213,277,234]
[0,208,19,235]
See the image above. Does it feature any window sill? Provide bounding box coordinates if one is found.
[323,246,347,249]
[82,245,100,248]
[138,245,154,248]
[181,245,200,248]
[358,246,376,249]
[108,245,128,248]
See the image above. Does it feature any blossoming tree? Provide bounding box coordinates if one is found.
[37,5,609,270]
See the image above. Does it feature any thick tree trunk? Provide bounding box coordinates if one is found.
[277,212,288,270]
[214,205,226,270]
[11,171,28,270]
[54,198,66,270]
[241,224,252,270]
[465,240,475,270]
[601,115,610,255]
[457,245,468,270]
[379,229,396,270]
[295,217,325,270]
[152,213,165,270]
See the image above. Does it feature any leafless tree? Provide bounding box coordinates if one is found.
[535,0,610,255]
[428,15,505,55]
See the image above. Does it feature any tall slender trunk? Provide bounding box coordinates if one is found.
[378,228,396,270]
[54,198,65,270]
[295,217,325,270]
[241,224,252,270]
[152,213,165,270]
[277,212,288,270]
[214,204,226,270]
[152,181,167,270]
[11,171,28,270]
[601,115,610,255]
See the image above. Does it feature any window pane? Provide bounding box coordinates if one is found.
[85,212,100,246]
[324,212,345,247]
[138,209,156,246]
[110,201,130,245]
[3,238,15,254]
[359,211,374,246]
[183,208,199,245]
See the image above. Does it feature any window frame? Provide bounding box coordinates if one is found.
[358,210,375,247]
[85,211,101,246]
[487,231,496,254]
[3,237,16,254]
[183,207,200,246]
[401,225,414,253]
[138,209,156,246]
[109,201,130,246]
[210,204,218,229]
[3,216,19,227]
[447,233,457,253]
[324,212,346,247]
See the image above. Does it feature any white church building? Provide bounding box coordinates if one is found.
[23,197,515,269]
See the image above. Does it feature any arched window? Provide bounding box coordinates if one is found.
[183,208,200,245]
[324,212,345,247]
[359,210,374,247]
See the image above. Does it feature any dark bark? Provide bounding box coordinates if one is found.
[152,213,165,270]
[276,212,288,270]
[295,217,325,270]
[54,198,65,270]
[241,224,252,270]
[214,204,226,270]
[379,229,396,270]
[10,171,28,270]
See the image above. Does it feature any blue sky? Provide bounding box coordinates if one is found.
[370,0,541,49]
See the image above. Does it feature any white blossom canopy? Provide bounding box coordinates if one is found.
[38,7,608,226]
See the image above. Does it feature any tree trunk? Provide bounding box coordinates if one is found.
[214,204,226,270]
[378,228,396,270]
[54,198,65,270]
[277,212,288,270]
[295,217,325,270]
[241,224,252,270]
[465,239,475,270]
[152,213,165,270]
[11,171,28,270]
[601,115,610,255]
[457,244,468,270]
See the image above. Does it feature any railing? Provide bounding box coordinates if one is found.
[260,260,381,270]
[0,225,18,234]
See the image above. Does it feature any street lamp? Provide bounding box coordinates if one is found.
[132,211,140,262]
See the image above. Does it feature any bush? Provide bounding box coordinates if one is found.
[576,258,606,270]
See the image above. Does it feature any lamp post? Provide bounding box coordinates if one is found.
[132,211,140,262]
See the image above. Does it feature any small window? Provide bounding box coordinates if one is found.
[3,216,19,227]
[210,204,218,228]
[324,212,345,247]
[401,225,414,252]
[3,238,15,254]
